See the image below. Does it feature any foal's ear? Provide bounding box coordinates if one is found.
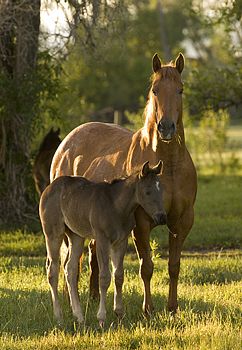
[175,53,185,74]
[153,160,163,175]
[140,161,150,178]
[152,53,161,73]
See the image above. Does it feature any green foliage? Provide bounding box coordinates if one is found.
[55,0,194,131]
[185,110,241,173]
[185,60,242,116]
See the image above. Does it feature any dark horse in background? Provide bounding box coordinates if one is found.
[33,128,61,196]
[50,53,197,314]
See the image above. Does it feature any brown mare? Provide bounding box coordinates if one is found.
[33,127,61,195]
[50,53,197,314]
[40,161,166,325]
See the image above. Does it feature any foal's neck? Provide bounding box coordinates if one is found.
[110,178,138,218]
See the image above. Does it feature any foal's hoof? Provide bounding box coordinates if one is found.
[90,290,100,301]
[99,320,105,329]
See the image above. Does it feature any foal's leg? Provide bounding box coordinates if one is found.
[88,239,100,299]
[110,238,128,319]
[132,208,153,314]
[45,234,64,323]
[168,208,194,313]
[96,236,111,326]
[64,232,85,323]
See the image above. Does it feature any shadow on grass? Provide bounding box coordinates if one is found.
[0,281,241,338]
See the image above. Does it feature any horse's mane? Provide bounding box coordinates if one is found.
[140,64,181,152]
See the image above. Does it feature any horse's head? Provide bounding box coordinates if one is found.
[151,53,184,142]
[136,161,167,225]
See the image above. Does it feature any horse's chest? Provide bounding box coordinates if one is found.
[163,176,191,216]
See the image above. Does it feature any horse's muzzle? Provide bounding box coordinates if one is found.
[153,212,167,226]
[158,120,176,141]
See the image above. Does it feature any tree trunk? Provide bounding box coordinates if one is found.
[0,0,40,226]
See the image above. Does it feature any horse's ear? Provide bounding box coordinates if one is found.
[153,160,163,175]
[175,53,185,74]
[140,161,150,178]
[152,53,161,73]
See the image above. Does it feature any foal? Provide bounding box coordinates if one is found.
[39,161,166,326]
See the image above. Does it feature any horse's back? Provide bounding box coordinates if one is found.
[50,122,133,182]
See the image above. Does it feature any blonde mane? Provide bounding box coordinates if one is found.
[140,64,181,152]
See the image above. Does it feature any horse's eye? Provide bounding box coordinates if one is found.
[152,89,157,96]
[178,88,183,95]
[146,191,151,196]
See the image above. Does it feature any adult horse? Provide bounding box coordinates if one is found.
[33,127,61,195]
[50,53,197,314]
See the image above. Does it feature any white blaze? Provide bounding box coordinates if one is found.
[156,181,160,191]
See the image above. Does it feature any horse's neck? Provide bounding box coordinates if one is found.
[156,122,186,172]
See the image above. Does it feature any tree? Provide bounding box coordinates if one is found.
[185,1,242,116]
[0,0,41,225]
[0,0,127,226]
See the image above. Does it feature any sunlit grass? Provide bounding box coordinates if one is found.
[0,253,241,350]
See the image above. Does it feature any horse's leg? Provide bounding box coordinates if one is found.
[110,238,128,319]
[168,208,194,313]
[132,208,153,314]
[45,234,64,323]
[88,239,100,299]
[96,236,111,327]
[64,232,85,323]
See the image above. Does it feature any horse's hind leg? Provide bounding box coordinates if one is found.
[64,231,84,323]
[45,234,64,323]
[110,238,128,319]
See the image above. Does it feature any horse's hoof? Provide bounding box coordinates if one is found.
[143,305,154,317]
[168,306,178,316]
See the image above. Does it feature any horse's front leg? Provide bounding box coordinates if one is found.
[132,208,153,314]
[168,207,194,313]
[88,239,100,299]
[96,235,111,327]
[110,238,128,319]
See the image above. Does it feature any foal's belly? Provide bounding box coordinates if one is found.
[63,213,94,239]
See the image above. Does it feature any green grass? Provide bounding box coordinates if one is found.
[0,253,241,349]
[150,175,242,251]
[0,174,241,349]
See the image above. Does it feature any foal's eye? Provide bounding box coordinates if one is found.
[152,89,158,96]
[178,88,183,95]
[146,191,151,196]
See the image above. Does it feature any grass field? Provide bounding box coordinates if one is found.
[0,172,241,349]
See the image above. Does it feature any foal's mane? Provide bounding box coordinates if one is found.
[141,64,181,151]
[108,167,141,185]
